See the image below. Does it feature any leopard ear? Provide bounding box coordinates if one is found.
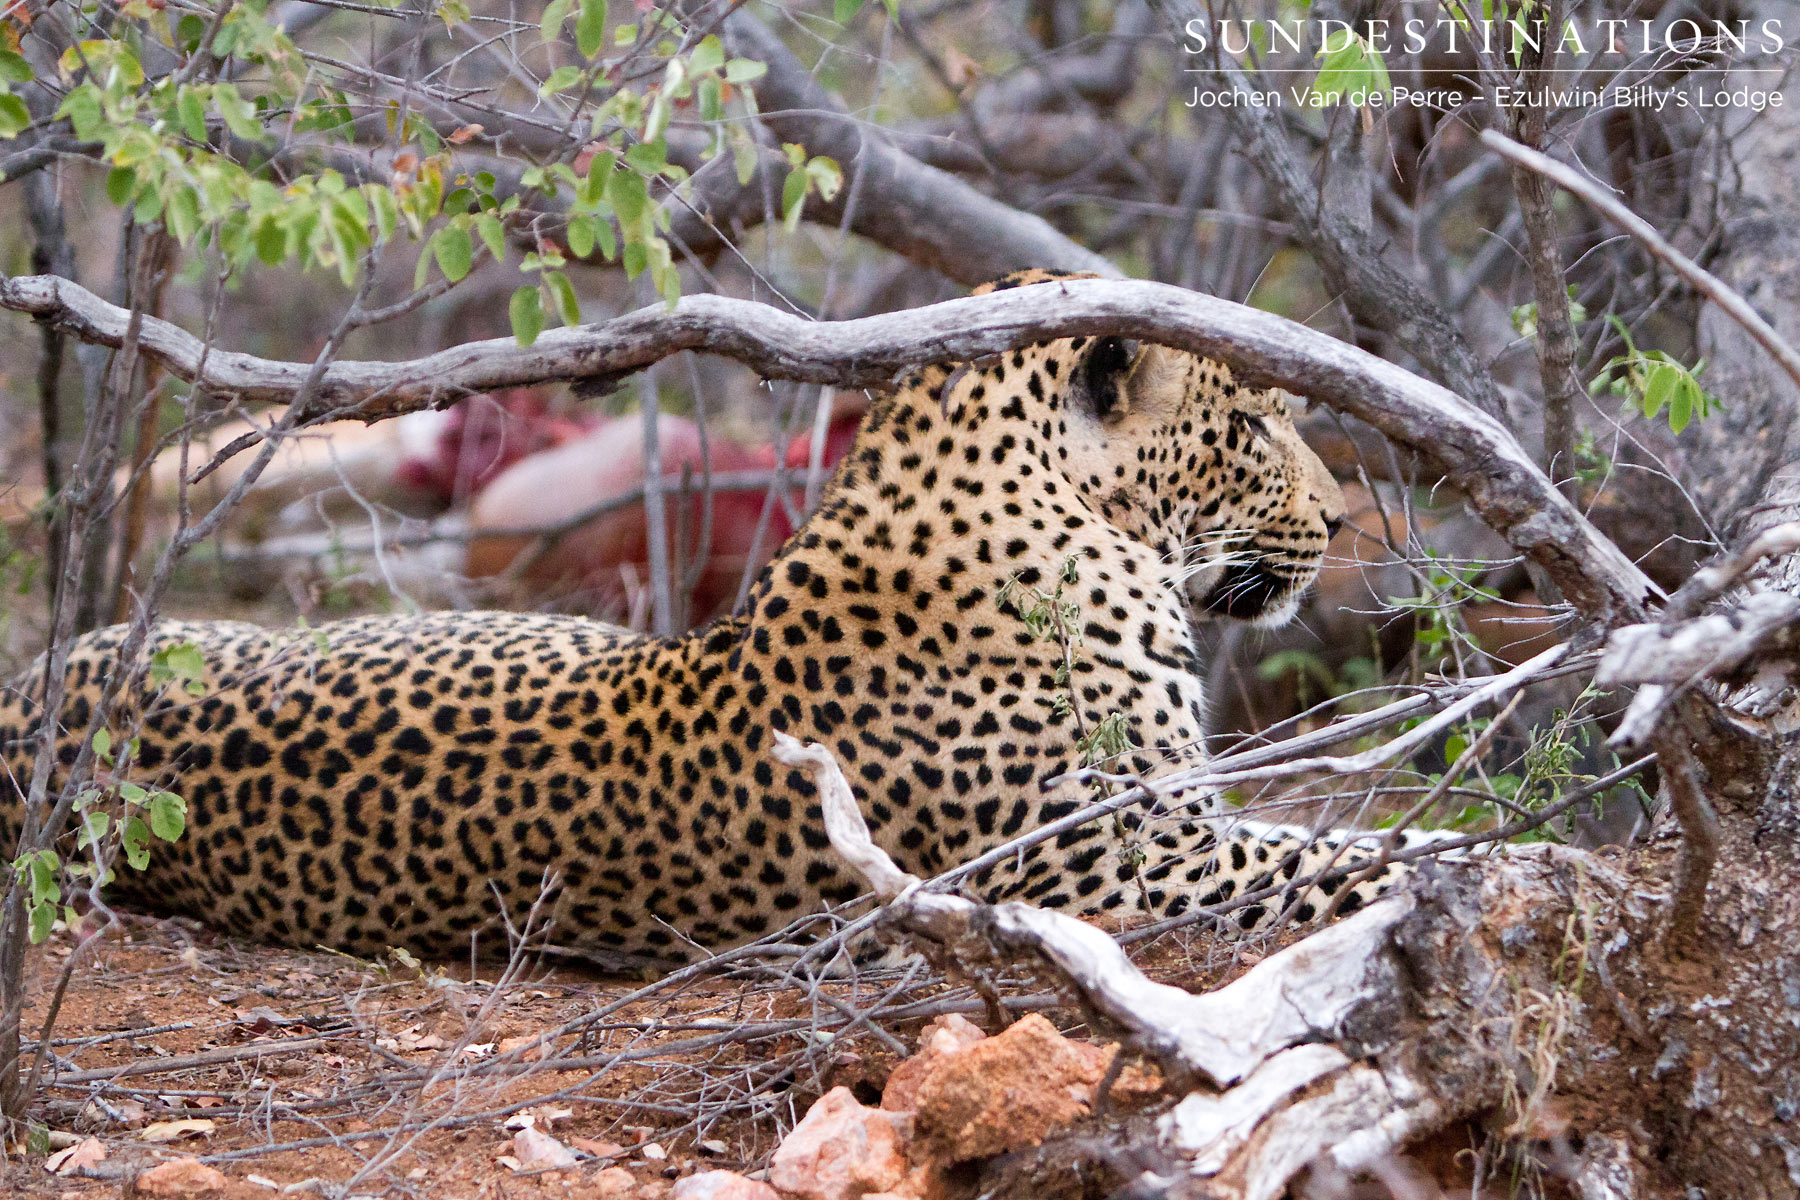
[1076,336,1139,421]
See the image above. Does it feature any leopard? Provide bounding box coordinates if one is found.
[0,270,1444,966]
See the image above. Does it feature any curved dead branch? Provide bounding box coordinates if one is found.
[0,272,1658,628]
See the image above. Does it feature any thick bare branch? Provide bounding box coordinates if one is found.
[0,272,1659,628]
[704,3,1118,285]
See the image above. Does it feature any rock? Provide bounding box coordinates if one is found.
[912,1014,1113,1161]
[510,1125,579,1170]
[769,1086,912,1200]
[589,1166,638,1197]
[135,1158,230,1196]
[880,1014,988,1112]
[671,1170,781,1200]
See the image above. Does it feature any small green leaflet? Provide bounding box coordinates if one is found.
[432,224,474,282]
[476,213,507,262]
[545,270,582,326]
[510,285,546,346]
[576,0,609,59]
[1309,31,1391,106]
[151,640,207,696]
[0,92,28,139]
[540,0,572,42]
[122,816,153,870]
[149,792,188,842]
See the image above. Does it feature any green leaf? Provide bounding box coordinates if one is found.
[781,167,808,231]
[61,40,144,87]
[624,139,665,175]
[509,285,545,346]
[26,851,57,906]
[805,155,842,203]
[544,269,581,326]
[725,58,767,84]
[414,242,434,291]
[105,167,136,205]
[0,93,28,139]
[76,812,110,851]
[1669,380,1697,433]
[541,65,582,96]
[591,214,616,260]
[212,83,265,141]
[149,792,187,842]
[732,136,758,186]
[688,35,724,75]
[254,217,286,266]
[576,0,609,58]
[28,900,53,944]
[121,816,152,871]
[1310,30,1391,106]
[92,728,112,763]
[475,212,507,263]
[540,0,572,43]
[834,0,866,23]
[366,185,399,243]
[432,224,474,282]
[607,170,647,225]
[167,185,202,243]
[56,85,103,141]
[176,13,206,52]
[438,0,471,28]
[566,214,596,259]
[622,239,647,278]
[698,75,724,123]
[0,51,33,84]
[1641,362,1677,420]
[178,87,208,143]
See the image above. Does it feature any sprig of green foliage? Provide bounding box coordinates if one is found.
[1591,316,1720,434]
[9,648,201,944]
[1,0,831,347]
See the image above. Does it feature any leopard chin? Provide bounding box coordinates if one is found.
[1188,556,1316,629]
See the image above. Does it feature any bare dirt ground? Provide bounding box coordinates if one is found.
[0,913,1255,1200]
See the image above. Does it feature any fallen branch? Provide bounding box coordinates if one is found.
[1601,590,1800,744]
[0,273,1659,628]
[771,732,1643,1198]
[770,730,1413,1091]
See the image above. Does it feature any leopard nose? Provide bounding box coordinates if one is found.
[1324,516,1344,541]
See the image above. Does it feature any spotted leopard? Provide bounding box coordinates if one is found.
[1,271,1439,964]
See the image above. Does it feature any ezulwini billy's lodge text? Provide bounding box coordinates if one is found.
[1186,83,1785,112]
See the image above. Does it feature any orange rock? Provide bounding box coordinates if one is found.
[912,1014,1113,1161]
[769,1086,912,1200]
[880,1014,988,1112]
[588,1166,638,1197]
[671,1170,781,1200]
[863,1164,948,1200]
[134,1158,230,1196]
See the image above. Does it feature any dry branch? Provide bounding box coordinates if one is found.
[0,273,1658,628]
[772,732,1637,1198]
[704,3,1119,286]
